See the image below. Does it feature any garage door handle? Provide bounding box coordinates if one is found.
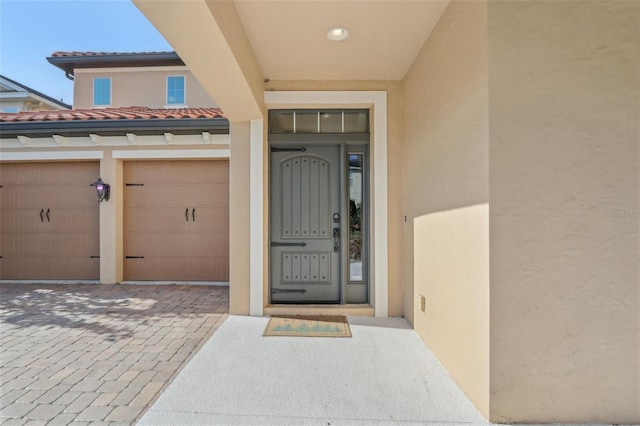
[46,209,50,222]
[192,208,196,222]
[185,207,189,222]
[40,208,44,222]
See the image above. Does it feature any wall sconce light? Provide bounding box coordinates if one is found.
[91,177,110,203]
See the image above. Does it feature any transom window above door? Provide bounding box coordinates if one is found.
[269,110,369,134]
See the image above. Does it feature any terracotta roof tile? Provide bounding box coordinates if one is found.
[0,107,226,123]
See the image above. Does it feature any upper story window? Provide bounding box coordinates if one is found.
[167,76,185,105]
[93,77,111,106]
[2,108,20,113]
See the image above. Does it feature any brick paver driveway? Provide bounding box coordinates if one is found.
[0,283,228,425]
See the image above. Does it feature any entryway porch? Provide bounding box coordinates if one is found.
[138,315,486,425]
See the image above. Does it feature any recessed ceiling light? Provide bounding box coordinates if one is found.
[327,27,349,41]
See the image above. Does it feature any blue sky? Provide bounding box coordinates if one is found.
[0,0,172,106]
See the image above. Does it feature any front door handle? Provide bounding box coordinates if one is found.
[333,227,340,253]
[185,208,189,222]
[40,208,44,222]
[192,208,196,222]
[46,208,50,222]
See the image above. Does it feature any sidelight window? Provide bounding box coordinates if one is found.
[348,153,365,282]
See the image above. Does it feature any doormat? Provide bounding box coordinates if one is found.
[263,315,351,337]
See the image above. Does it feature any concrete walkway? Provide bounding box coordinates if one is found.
[0,283,228,425]
[139,315,488,425]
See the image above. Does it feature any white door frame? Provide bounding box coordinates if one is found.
[250,91,388,317]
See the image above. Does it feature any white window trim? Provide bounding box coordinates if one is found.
[259,90,388,317]
[166,75,186,106]
[93,77,112,107]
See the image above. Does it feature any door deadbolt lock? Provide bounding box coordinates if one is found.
[333,213,340,223]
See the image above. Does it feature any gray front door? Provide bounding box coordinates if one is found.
[270,145,341,303]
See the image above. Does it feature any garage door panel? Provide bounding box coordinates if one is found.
[1,233,53,255]
[50,162,98,184]
[196,184,229,207]
[182,232,227,256]
[50,257,99,279]
[0,186,55,208]
[123,258,151,280]
[50,209,99,232]
[124,183,228,208]
[124,160,229,281]
[125,208,190,232]
[191,207,229,232]
[124,160,229,185]
[208,162,229,184]
[0,209,50,233]
[0,256,50,279]
[124,256,229,281]
[50,186,97,208]
[0,256,97,280]
[125,232,189,256]
[185,257,228,281]
[52,233,99,257]
[0,163,53,184]
[125,185,191,207]
[123,231,151,255]
[124,258,184,281]
[206,257,229,281]
[0,162,99,280]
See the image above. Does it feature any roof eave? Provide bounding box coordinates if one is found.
[0,74,72,109]
[47,52,185,76]
[0,117,229,138]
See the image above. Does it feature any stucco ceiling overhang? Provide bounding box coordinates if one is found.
[233,0,449,81]
[134,0,450,121]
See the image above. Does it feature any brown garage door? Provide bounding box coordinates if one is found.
[0,162,100,280]
[124,160,229,281]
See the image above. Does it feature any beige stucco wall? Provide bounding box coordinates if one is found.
[402,0,490,417]
[488,0,640,422]
[265,80,404,317]
[229,122,251,314]
[73,68,218,109]
[99,154,123,284]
